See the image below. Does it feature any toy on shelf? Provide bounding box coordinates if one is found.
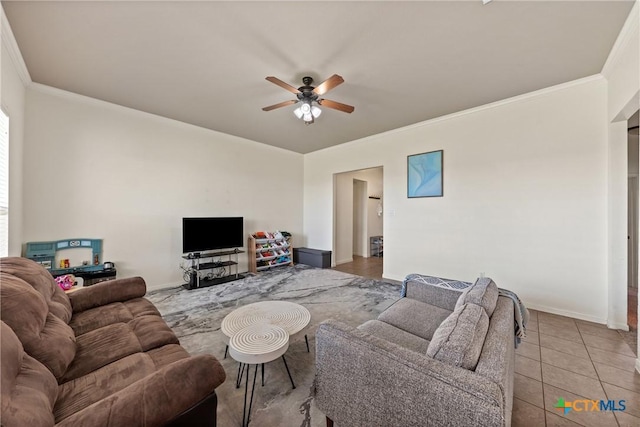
[54,274,76,291]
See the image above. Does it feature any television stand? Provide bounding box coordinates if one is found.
[182,249,245,290]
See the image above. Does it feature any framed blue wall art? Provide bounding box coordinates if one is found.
[407,150,443,198]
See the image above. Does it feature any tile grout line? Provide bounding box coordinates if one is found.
[575,317,621,427]
[537,333,590,361]
[537,317,597,427]
[537,320,549,427]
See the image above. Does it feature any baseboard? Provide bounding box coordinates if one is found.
[636,359,640,375]
[607,321,630,331]
[526,303,607,325]
[382,276,403,285]
[335,257,353,266]
[147,281,185,292]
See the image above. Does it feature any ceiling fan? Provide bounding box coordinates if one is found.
[262,74,355,125]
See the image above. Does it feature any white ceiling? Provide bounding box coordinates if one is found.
[2,1,635,154]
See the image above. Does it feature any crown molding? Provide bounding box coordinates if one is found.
[602,0,639,77]
[1,8,31,86]
[29,82,303,156]
[316,74,606,155]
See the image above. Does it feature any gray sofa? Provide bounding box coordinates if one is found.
[314,277,515,427]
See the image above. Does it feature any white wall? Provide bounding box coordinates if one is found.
[334,172,354,265]
[352,179,367,257]
[1,8,28,256]
[365,168,384,245]
[603,1,639,124]
[305,77,609,322]
[608,121,629,330]
[23,85,303,290]
[601,0,640,363]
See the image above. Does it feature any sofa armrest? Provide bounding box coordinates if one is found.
[55,354,226,427]
[69,277,147,313]
[315,320,506,427]
[403,276,464,311]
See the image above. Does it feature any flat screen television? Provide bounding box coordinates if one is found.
[182,217,243,254]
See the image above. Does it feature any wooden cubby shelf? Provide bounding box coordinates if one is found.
[248,231,293,273]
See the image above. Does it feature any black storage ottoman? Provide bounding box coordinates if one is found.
[293,247,332,268]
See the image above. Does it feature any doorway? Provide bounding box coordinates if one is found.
[332,166,384,278]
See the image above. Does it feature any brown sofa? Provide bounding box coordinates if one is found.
[0,256,226,427]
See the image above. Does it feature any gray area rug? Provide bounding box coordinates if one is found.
[147,264,402,427]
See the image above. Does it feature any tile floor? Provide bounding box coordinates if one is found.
[513,309,639,426]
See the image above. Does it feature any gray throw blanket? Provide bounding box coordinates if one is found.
[401,274,529,347]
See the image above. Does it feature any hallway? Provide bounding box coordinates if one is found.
[332,255,383,280]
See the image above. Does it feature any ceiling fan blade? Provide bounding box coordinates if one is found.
[318,98,354,113]
[313,74,345,95]
[265,76,301,94]
[262,100,298,111]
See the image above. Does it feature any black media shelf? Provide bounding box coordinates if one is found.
[182,248,245,291]
[183,273,246,290]
[196,261,236,270]
[181,249,244,259]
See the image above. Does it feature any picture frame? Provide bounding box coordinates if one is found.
[407,150,443,198]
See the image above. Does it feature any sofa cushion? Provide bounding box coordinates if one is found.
[54,354,225,427]
[60,315,180,383]
[53,344,193,423]
[68,297,161,336]
[455,277,499,317]
[1,321,58,427]
[0,275,76,379]
[54,352,156,422]
[358,320,431,354]
[59,323,144,383]
[0,257,73,323]
[146,344,191,368]
[427,303,489,370]
[378,298,452,341]
[128,314,180,351]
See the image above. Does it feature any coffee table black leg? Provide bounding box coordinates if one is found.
[261,363,265,387]
[224,345,228,359]
[246,365,258,426]
[282,355,296,389]
[236,362,245,389]
[242,363,250,427]
[305,334,310,352]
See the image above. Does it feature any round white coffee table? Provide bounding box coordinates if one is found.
[222,300,311,357]
[229,323,289,364]
[228,323,295,427]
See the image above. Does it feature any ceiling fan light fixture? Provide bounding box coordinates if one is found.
[303,113,313,123]
[295,101,319,124]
